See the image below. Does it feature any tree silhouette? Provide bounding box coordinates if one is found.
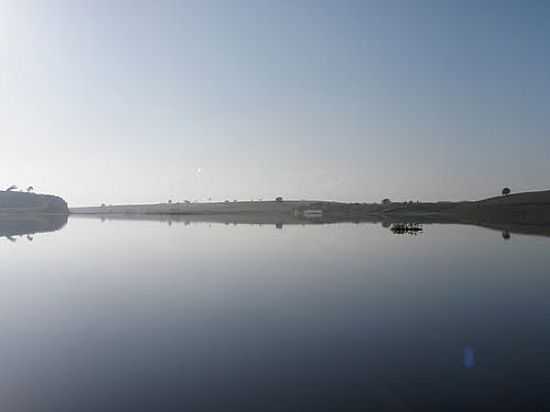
[26,186,34,193]
[6,185,17,191]
[502,187,511,196]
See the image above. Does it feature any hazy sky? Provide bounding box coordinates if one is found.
[1,1,549,206]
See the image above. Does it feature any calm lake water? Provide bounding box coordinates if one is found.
[1,216,550,411]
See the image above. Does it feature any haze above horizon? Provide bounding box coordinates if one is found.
[2,1,549,206]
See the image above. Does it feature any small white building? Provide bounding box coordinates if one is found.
[302,209,323,218]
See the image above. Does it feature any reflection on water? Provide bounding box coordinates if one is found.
[390,223,423,235]
[0,213,67,241]
[70,213,550,240]
[1,215,550,410]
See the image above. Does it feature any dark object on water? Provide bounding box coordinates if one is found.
[390,223,423,235]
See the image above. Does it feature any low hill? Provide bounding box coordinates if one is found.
[0,191,69,214]
[476,190,550,206]
[380,189,550,225]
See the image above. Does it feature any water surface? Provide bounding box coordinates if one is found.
[1,217,549,411]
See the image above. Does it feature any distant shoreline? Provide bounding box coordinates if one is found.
[70,200,322,216]
[70,189,550,226]
[2,188,549,238]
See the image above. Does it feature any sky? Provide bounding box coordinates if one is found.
[1,1,549,206]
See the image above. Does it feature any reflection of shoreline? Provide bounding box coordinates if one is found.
[71,213,322,227]
[69,213,550,238]
[0,213,68,240]
[471,222,550,238]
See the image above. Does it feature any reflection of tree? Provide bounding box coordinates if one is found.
[275,223,283,229]
[27,235,33,241]
[502,230,511,240]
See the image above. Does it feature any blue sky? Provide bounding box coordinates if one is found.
[1,1,549,205]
